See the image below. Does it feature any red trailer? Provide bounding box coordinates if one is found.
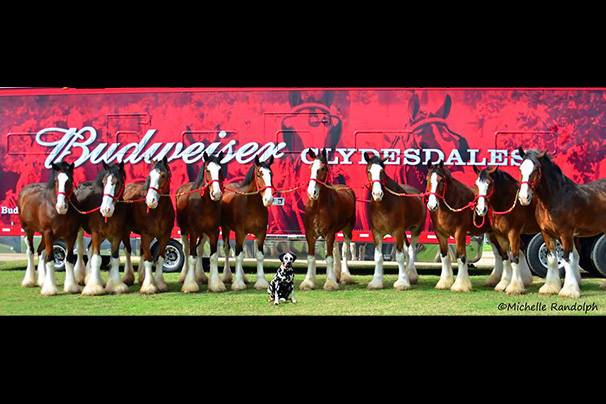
[1,87,605,275]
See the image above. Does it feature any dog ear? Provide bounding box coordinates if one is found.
[290,252,297,261]
[278,252,286,263]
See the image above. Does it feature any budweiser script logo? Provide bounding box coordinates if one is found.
[37,127,524,168]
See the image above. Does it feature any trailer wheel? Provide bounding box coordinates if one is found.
[52,241,67,272]
[525,233,565,279]
[150,239,184,272]
[591,235,606,277]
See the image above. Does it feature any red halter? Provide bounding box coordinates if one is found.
[520,166,542,190]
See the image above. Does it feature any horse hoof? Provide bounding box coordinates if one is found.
[21,279,37,288]
[407,275,418,285]
[435,278,454,290]
[450,282,472,293]
[231,280,247,291]
[40,285,59,296]
[254,279,269,290]
[367,279,384,290]
[122,273,135,286]
[64,284,83,294]
[393,280,411,291]
[558,286,581,299]
[81,284,106,296]
[494,280,510,292]
[323,280,339,291]
[538,283,561,295]
[155,281,168,293]
[208,279,226,293]
[339,273,356,285]
[299,279,315,290]
[139,284,159,295]
[196,276,208,285]
[105,282,129,295]
[181,281,200,293]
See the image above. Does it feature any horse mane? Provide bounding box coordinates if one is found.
[238,164,256,187]
[539,154,575,191]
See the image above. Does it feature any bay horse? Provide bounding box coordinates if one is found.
[426,161,506,292]
[299,149,356,291]
[220,155,275,291]
[364,153,425,290]
[76,161,130,296]
[17,161,82,295]
[175,152,225,293]
[473,166,536,294]
[123,156,175,294]
[518,148,606,298]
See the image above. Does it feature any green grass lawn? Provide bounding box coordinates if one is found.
[1,261,605,315]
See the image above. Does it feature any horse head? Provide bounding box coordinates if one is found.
[364,152,388,202]
[195,151,225,202]
[518,147,546,206]
[473,165,498,216]
[97,161,126,218]
[145,156,171,209]
[254,154,275,207]
[49,161,75,215]
[306,148,331,200]
[425,160,451,212]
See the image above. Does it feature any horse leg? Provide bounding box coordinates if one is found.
[40,231,58,296]
[338,229,355,284]
[323,232,339,291]
[121,235,135,286]
[538,234,562,295]
[333,240,342,282]
[196,234,209,284]
[21,232,37,287]
[63,233,82,293]
[505,230,526,295]
[82,232,106,296]
[222,227,233,284]
[231,231,247,291]
[152,234,170,292]
[300,233,317,290]
[451,229,472,292]
[137,243,145,284]
[178,233,190,284]
[254,234,269,290]
[393,230,412,291]
[518,249,534,286]
[485,233,504,287]
[494,236,512,292]
[434,232,454,289]
[139,234,159,294]
[74,228,86,286]
[572,243,581,285]
[207,231,226,292]
[105,237,129,294]
[558,234,581,298]
[368,232,384,290]
[406,232,420,284]
[182,232,200,293]
[36,237,46,287]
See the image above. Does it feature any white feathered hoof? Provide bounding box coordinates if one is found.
[64,282,83,294]
[222,271,233,284]
[407,272,418,285]
[323,278,340,291]
[81,283,106,296]
[299,279,315,291]
[155,279,168,293]
[139,281,159,295]
[254,278,269,290]
[485,273,500,287]
[393,279,411,291]
[505,280,526,296]
[494,279,510,292]
[435,277,454,290]
[538,282,561,296]
[195,272,208,285]
[339,272,356,285]
[367,278,384,290]
[122,271,135,286]
[207,277,226,293]
[558,284,581,299]
[105,280,129,295]
[21,277,37,288]
[40,283,59,296]
[181,279,200,293]
[231,279,247,291]
[450,278,472,293]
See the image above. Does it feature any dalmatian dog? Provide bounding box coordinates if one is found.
[268,252,297,305]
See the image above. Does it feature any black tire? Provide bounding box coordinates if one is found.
[525,233,565,279]
[150,239,185,272]
[591,235,606,277]
[52,241,67,272]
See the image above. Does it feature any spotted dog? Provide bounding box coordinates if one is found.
[268,252,297,305]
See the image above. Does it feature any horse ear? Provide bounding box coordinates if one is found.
[102,161,109,170]
[267,154,275,165]
[119,160,125,174]
[439,160,444,168]
[202,151,209,162]
[51,162,59,171]
[434,95,452,119]
[320,148,328,162]
[517,146,526,158]
[472,165,481,175]
[364,152,373,163]
[162,155,168,165]
[254,155,261,166]
[536,150,546,158]
[217,151,225,162]
[408,93,420,121]
[487,166,498,174]
[306,148,317,160]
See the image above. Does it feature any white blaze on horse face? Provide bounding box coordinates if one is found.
[100,174,116,217]
[207,162,222,201]
[260,167,273,207]
[518,159,534,206]
[307,159,322,200]
[146,168,161,209]
[55,172,69,214]
[475,177,489,216]
[370,164,384,201]
[427,172,440,211]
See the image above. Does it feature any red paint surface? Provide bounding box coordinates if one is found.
[1,88,605,242]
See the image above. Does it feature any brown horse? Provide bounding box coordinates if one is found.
[76,161,130,295]
[426,161,505,292]
[299,149,356,291]
[18,161,82,295]
[176,152,225,293]
[364,153,425,290]
[123,156,175,294]
[221,155,275,291]
[473,166,537,294]
[518,148,606,298]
